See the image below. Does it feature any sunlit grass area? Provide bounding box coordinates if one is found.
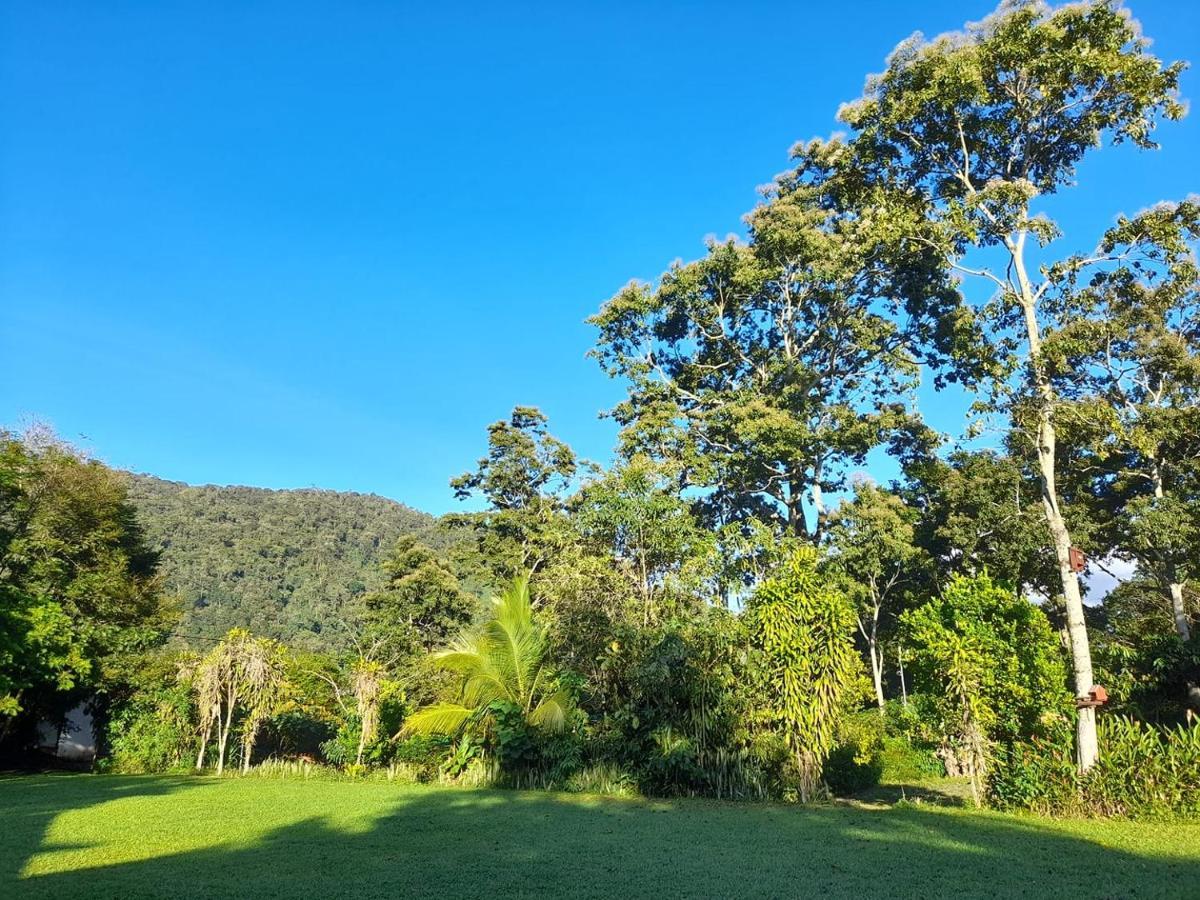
[2,775,1198,899]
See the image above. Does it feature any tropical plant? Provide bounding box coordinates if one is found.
[902,572,1070,803]
[744,549,862,802]
[191,629,287,775]
[402,576,572,771]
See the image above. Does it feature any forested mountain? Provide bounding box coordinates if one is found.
[126,474,439,650]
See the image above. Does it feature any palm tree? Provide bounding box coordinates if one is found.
[402,576,570,741]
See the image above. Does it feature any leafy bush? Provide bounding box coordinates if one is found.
[877,699,944,780]
[823,711,884,795]
[990,716,1200,819]
[392,734,453,782]
[103,685,194,774]
[878,736,944,782]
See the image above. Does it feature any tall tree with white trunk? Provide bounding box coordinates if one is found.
[821,0,1185,770]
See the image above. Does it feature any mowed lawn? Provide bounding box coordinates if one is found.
[3,775,1198,899]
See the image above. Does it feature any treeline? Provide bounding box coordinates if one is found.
[3,0,1200,818]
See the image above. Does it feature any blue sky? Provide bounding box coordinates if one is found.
[3,1,1198,515]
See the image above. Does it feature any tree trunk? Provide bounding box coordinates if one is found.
[242,719,259,774]
[1167,576,1191,642]
[858,595,886,711]
[1013,232,1098,771]
[196,714,213,770]
[1153,462,1191,641]
[355,729,367,768]
[897,642,908,708]
[870,644,886,712]
[216,695,236,776]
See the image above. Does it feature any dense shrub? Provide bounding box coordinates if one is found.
[823,711,884,795]
[989,716,1200,818]
[879,698,945,781]
[103,686,194,773]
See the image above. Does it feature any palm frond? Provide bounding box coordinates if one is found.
[400,702,474,737]
[529,690,571,733]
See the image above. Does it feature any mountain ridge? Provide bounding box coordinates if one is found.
[125,472,440,650]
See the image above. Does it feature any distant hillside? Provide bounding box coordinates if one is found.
[126,474,439,650]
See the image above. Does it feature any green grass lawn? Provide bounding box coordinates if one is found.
[2,774,1198,899]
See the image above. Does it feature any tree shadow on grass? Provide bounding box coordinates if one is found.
[0,773,204,893]
[849,777,973,807]
[6,778,1199,899]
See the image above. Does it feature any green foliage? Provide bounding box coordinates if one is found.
[1090,578,1200,722]
[447,407,579,582]
[402,577,574,773]
[745,549,862,801]
[563,762,638,797]
[363,535,477,659]
[572,456,717,627]
[879,698,946,781]
[900,450,1056,597]
[590,181,929,544]
[0,430,172,742]
[103,678,194,774]
[990,716,1200,819]
[589,608,771,800]
[126,474,436,650]
[903,573,1070,749]
[823,711,885,796]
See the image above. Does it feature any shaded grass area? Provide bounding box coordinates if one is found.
[852,775,975,807]
[2,774,1198,899]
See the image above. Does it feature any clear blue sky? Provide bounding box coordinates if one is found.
[3,1,1198,515]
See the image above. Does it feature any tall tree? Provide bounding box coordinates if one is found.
[1050,201,1200,641]
[900,448,1057,597]
[590,176,943,547]
[572,456,718,626]
[0,429,172,743]
[826,482,926,710]
[829,0,1185,768]
[449,407,579,579]
[363,536,476,658]
[191,629,286,775]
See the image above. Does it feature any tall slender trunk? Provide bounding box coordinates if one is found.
[1012,230,1098,771]
[216,688,236,776]
[196,714,213,770]
[242,719,260,774]
[858,594,886,711]
[355,727,368,768]
[1152,461,1191,640]
[897,642,908,708]
[810,472,827,545]
[869,642,886,712]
